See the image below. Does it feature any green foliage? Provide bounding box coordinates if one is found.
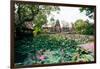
[15,34,94,66]
[15,3,60,34]
[33,12,47,34]
[15,3,39,29]
[84,23,94,35]
[74,19,94,35]
[80,7,95,19]
[74,19,87,34]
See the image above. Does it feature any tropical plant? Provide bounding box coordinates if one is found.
[74,19,94,35]
[15,34,94,66]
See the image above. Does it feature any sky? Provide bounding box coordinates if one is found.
[47,6,93,27]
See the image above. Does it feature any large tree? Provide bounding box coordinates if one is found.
[15,3,60,33]
[14,3,60,63]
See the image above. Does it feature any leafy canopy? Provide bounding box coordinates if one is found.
[80,7,95,19]
[15,3,60,33]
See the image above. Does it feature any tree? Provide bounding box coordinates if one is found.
[74,19,94,35]
[14,3,60,64]
[33,11,47,34]
[15,3,60,34]
[80,7,95,19]
[15,3,39,30]
[74,19,87,34]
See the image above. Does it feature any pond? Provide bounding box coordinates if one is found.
[15,33,94,66]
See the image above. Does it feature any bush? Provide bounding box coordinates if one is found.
[74,19,94,35]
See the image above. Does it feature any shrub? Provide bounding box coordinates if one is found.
[74,19,94,35]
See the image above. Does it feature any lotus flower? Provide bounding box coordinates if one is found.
[37,55,45,61]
